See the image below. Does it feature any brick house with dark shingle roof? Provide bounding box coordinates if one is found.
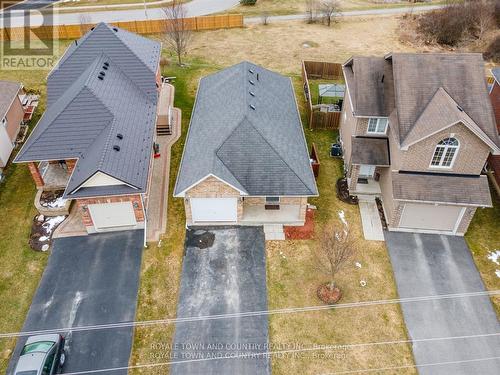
[340,53,500,236]
[174,62,318,227]
[15,23,163,236]
[487,68,500,193]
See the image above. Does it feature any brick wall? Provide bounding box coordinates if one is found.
[397,123,490,175]
[243,196,308,221]
[456,207,477,235]
[28,162,44,188]
[348,164,360,191]
[66,159,77,174]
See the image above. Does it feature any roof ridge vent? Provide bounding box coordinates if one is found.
[457,105,463,112]
[249,104,256,110]
[249,80,255,85]
[113,145,120,151]
[249,69,254,74]
[249,91,255,97]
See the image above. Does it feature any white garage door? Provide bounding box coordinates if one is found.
[190,198,238,222]
[400,203,464,233]
[88,202,137,230]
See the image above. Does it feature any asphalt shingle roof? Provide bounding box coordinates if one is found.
[174,61,318,197]
[351,137,390,166]
[0,80,21,120]
[392,172,492,207]
[47,22,160,106]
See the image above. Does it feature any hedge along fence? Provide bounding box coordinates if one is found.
[301,60,344,130]
[0,14,244,41]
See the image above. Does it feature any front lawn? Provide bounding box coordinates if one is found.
[465,189,500,316]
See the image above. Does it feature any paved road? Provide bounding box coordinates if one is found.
[385,232,500,375]
[7,231,144,375]
[0,3,442,27]
[171,226,270,374]
[3,0,58,11]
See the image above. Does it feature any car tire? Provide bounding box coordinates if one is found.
[59,351,66,367]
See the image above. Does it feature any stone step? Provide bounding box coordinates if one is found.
[264,231,286,241]
[263,224,284,232]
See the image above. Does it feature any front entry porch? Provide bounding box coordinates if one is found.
[241,203,303,225]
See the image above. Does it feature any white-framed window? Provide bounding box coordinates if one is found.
[265,196,280,204]
[367,118,388,134]
[430,137,459,168]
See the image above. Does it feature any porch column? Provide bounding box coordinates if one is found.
[27,162,44,188]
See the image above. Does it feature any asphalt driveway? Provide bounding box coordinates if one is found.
[171,226,270,375]
[385,232,500,375]
[8,230,144,375]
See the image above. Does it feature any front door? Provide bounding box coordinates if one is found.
[359,165,375,178]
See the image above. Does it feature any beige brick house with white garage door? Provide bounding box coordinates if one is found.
[340,53,500,235]
[174,62,318,227]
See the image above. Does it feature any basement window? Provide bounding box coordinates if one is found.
[265,196,280,210]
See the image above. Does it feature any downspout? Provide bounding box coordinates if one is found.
[141,193,147,248]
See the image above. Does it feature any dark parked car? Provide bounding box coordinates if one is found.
[14,334,65,375]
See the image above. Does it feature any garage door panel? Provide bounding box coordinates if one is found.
[400,203,463,232]
[89,202,137,230]
[191,198,237,222]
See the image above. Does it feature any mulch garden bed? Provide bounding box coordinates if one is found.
[317,283,342,304]
[284,208,315,240]
[336,178,358,205]
[29,214,66,252]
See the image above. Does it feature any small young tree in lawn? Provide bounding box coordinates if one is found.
[163,0,192,66]
[305,0,318,24]
[319,0,341,27]
[315,225,356,304]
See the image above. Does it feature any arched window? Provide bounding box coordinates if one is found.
[430,137,459,168]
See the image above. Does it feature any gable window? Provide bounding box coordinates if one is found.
[367,118,388,134]
[430,137,459,168]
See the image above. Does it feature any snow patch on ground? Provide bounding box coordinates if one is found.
[360,280,367,287]
[487,250,500,265]
[355,262,362,268]
[39,236,48,242]
[338,210,348,227]
[42,196,67,208]
[42,215,65,233]
[496,270,500,278]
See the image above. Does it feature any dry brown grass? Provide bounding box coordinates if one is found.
[189,16,417,74]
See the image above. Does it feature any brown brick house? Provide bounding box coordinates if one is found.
[487,68,500,193]
[340,53,500,236]
[15,23,164,238]
[174,62,318,227]
[0,80,25,169]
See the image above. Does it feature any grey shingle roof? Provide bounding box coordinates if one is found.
[0,80,21,120]
[15,53,157,199]
[174,61,318,197]
[47,22,160,106]
[492,67,500,85]
[351,137,390,166]
[392,172,492,207]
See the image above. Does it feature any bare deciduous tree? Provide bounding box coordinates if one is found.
[261,11,270,26]
[474,0,495,40]
[305,0,318,24]
[319,0,340,27]
[315,225,356,291]
[163,0,192,66]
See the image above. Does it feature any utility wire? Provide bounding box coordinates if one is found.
[1,289,499,339]
[57,332,500,375]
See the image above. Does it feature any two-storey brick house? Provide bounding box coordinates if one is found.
[340,53,500,235]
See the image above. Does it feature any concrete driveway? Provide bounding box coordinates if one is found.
[385,232,500,375]
[171,226,270,375]
[7,230,143,375]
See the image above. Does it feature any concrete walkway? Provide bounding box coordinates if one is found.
[1,3,442,27]
[359,200,384,241]
[146,105,181,242]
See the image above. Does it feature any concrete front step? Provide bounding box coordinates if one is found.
[263,224,285,241]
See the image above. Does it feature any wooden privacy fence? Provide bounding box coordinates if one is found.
[0,14,244,41]
[302,60,344,130]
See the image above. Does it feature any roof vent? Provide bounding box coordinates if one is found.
[113,27,118,32]
[90,27,95,31]
[113,145,120,151]
[249,91,255,97]
[103,62,109,67]
[116,133,123,140]
[249,69,254,74]
[249,80,255,85]
[97,76,104,81]
[381,74,385,83]
[256,73,260,81]
[103,65,108,70]
[250,104,256,110]
[457,105,464,112]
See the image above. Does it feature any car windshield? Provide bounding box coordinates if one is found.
[21,341,55,355]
